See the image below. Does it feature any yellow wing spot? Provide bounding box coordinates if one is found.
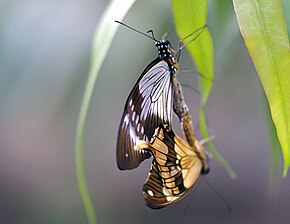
[172,187,181,195]
[170,169,178,176]
[156,157,167,166]
[164,176,176,184]
[162,187,179,202]
[160,166,169,172]
[165,181,176,189]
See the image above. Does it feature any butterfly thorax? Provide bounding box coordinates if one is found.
[155,40,178,73]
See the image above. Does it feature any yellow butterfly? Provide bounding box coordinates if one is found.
[134,123,209,209]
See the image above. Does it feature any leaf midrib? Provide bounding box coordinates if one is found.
[254,0,289,153]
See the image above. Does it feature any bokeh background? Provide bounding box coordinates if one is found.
[1,0,290,223]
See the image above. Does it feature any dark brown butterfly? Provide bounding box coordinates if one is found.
[134,124,209,209]
[116,21,206,170]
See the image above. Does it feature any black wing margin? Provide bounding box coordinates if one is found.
[137,124,203,209]
[117,59,173,170]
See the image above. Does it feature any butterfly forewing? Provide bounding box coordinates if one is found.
[135,124,203,209]
[117,60,174,170]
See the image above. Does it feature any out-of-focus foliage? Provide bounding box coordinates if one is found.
[233,0,290,176]
[75,1,135,223]
[171,0,236,179]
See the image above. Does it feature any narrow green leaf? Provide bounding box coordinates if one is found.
[171,0,213,105]
[233,0,290,176]
[171,0,236,178]
[264,95,282,193]
[281,0,290,34]
[75,1,135,223]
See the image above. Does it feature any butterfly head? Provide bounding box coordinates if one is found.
[155,40,177,73]
[155,40,175,59]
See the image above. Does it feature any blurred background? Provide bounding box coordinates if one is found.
[1,0,290,223]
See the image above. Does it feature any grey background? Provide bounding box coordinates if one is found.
[0,0,290,223]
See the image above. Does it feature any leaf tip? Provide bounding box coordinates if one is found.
[282,166,288,178]
[229,171,237,180]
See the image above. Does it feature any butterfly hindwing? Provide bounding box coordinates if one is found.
[117,60,174,170]
[135,124,203,209]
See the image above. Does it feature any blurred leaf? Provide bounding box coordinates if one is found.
[264,95,282,193]
[281,0,290,34]
[171,0,236,178]
[171,0,212,105]
[209,0,239,69]
[75,1,135,224]
[233,0,290,176]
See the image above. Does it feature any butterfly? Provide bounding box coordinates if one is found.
[134,123,209,209]
[116,21,207,170]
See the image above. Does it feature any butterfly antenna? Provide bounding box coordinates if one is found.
[161,24,174,40]
[146,30,157,41]
[176,24,207,62]
[203,177,232,213]
[162,31,169,40]
[115,20,157,41]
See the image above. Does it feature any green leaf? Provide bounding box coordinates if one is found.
[75,1,135,224]
[171,0,236,178]
[233,0,290,176]
[171,0,212,105]
[281,0,290,34]
[264,95,282,193]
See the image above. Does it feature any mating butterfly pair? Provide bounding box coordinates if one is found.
[116,21,209,209]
